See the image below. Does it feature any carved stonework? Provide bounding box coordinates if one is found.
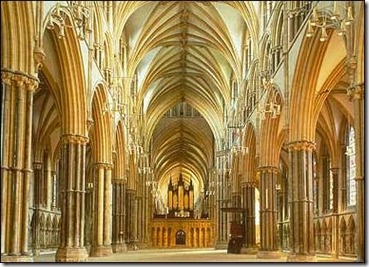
[61,134,89,145]
[1,69,39,91]
[286,140,316,151]
[256,166,279,174]
[33,46,46,71]
[150,219,213,248]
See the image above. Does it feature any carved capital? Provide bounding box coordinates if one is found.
[2,69,39,89]
[61,134,89,145]
[33,162,43,170]
[352,83,364,100]
[241,181,256,188]
[13,73,28,87]
[286,140,316,151]
[256,166,279,174]
[112,178,126,185]
[25,77,39,91]
[1,69,13,85]
[93,162,113,170]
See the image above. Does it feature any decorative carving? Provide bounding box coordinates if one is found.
[1,69,39,91]
[61,134,89,145]
[256,166,279,174]
[33,46,46,71]
[285,140,316,151]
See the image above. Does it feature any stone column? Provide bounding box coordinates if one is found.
[330,167,340,258]
[1,71,38,262]
[241,181,257,253]
[286,141,316,262]
[112,180,127,253]
[351,84,364,261]
[215,169,230,249]
[256,166,281,259]
[231,192,241,223]
[126,189,137,248]
[132,195,138,248]
[55,134,89,262]
[90,163,113,257]
[32,162,43,256]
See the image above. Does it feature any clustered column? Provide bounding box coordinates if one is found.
[32,162,43,256]
[241,181,256,252]
[286,141,316,262]
[256,166,281,259]
[112,179,127,252]
[90,162,113,257]
[215,167,230,249]
[1,70,38,262]
[330,167,340,258]
[55,135,89,262]
[125,189,137,248]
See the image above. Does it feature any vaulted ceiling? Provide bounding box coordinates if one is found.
[116,1,254,196]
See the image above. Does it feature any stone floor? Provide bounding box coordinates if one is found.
[33,248,356,263]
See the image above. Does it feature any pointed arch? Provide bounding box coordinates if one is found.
[90,83,113,163]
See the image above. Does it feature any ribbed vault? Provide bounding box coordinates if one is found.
[151,109,213,203]
[116,1,251,203]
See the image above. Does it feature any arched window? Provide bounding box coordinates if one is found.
[346,126,356,206]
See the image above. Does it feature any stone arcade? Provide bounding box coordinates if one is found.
[0,1,365,263]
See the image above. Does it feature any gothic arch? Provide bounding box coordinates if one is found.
[90,83,113,164]
[114,121,127,181]
[41,4,88,136]
[242,123,257,183]
[289,20,336,141]
[1,1,35,74]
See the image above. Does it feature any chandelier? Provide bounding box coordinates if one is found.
[306,1,354,42]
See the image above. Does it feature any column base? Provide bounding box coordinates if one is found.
[139,242,149,249]
[287,254,317,262]
[89,245,113,257]
[215,241,228,250]
[55,247,88,262]
[112,243,127,253]
[240,247,258,254]
[32,248,41,256]
[128,243,139,251]
[256,250,282,259]
[1,254,34,262]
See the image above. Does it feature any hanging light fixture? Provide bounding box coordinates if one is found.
[306,20,314,38]
[306,2,355,41]
[320,23,328,42]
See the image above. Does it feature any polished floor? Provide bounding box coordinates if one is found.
[34,248,355,263]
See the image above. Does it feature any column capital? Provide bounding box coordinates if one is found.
[256,166,279,174]
[350,82,364,100]
[33,162,43,170]
[61,134,89,145]
[1,68,39,89]
[285,140,316,151]
[112,179,126,185]
[1,69,13,85]
[126,189,136,194]
[241,181,256,187]
[93,162,113,170]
